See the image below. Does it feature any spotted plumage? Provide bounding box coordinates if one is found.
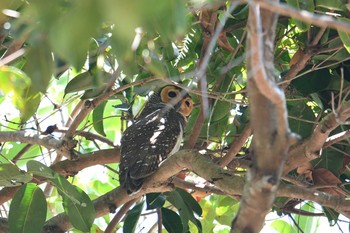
[119,85,193,195]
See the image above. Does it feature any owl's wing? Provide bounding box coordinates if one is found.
[119,109,183,194]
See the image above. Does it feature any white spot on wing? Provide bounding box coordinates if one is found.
[169,123,183,156]
[150,131,162,144]
[149,118,166,144]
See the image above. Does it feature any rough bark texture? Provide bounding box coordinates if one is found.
[230,1,297,232]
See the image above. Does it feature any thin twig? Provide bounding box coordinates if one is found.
[0,48,26,66]
[104,199,138,233]
[157,208,162,233]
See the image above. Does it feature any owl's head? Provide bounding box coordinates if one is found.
[145,85,193,117]
[158,85,193,117]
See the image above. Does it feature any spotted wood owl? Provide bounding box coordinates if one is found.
[119,85,193,195]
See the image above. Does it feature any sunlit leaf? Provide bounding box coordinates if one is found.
[50,176,95,232]
[9,183,47,233]
[26,160,58,179]
[271,220,293,233]
[293,202,316,232]
[93,101,107,136]
[338,18,350,54]
[0,66,41,122]
[286,0,314,31]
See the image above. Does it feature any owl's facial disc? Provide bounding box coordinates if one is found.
[179,97,193,117]
[160,86,193,117]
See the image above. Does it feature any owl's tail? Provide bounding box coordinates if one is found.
[122,172,143,195]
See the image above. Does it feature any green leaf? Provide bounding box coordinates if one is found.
[291,68,331,95]
[338,18,350,54]
[49,0,102,69]
[161,208,183,233]
[20,86,42,123]
[146,193,166,210]
[312,147,344,173]
[0,66,41,122]
[0,66,31,93]
[26,160,58,179]
[123,201,145,233]
[165,190,190,232]
[271,220,293,233]
[287,101,315,139]
[294,202,316,232]
[176,188,202,216]
[23,43,54,93]
[9,183,47,233]
[50,176,95,232]
[322,207,339,225]
[211,101,231,122]
[93,101,107,136]
[62,187,95,232]
[64,72,96,94]
[165,190,202,233]
[0,163,32,187]
[286,0,314,31]
[215,196,239,225]
[64,71,110,96]
[81,86,106,99]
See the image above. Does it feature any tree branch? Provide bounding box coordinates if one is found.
[0,148,120,205]
[63,73,161,140]
[104,199,138,233]
[218,124,252,167]
[0,149,348,232]
[0,131,76,158]
[231,1,298,232]
[39,150,350,232]
[284,102,350,174]
[257,0,350,33]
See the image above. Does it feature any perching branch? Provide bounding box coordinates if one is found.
[40,150,350,232]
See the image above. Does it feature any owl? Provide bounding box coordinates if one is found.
[119,85,193,195]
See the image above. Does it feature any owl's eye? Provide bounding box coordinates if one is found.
[168,91,177,98]
[185,100,191,107]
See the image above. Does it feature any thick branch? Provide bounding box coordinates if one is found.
[284,102,350,174]
[41,150,350,232]
[232,1,298,232]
